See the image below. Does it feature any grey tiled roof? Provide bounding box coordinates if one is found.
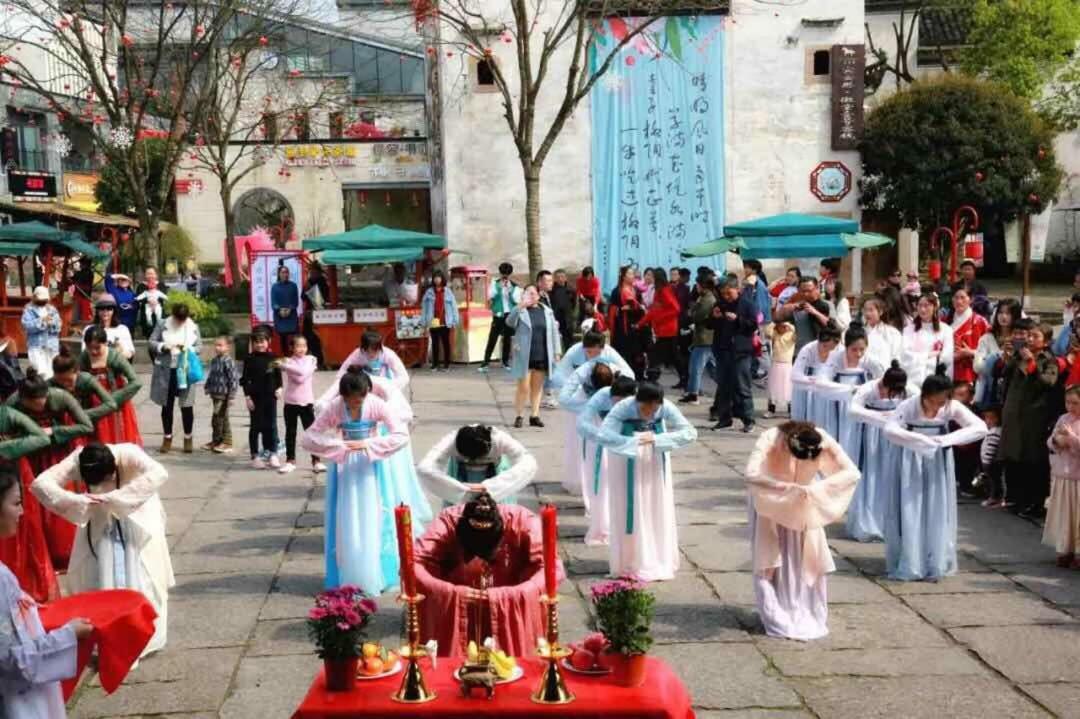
[918,6,971,48]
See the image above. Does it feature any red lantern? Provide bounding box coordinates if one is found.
[259,36,268,46]
[927,258,942,282]
[1029,193,1040,204]
[975,171,984,183]
[963,233,985,268]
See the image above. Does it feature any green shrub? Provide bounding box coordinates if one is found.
[166,289,219,321]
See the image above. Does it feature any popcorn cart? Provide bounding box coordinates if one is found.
[450,265,490,364]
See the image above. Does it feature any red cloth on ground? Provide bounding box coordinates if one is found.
[87,367,143,446]
[637,285,681,338]
[292,657,695,718]
[0,457,59,602]
[38,589,158,699]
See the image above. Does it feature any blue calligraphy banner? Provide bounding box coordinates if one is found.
[589,16,725,291]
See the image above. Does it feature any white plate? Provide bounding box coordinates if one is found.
[454,664,525,684]
[356,659,402,680]
[561,658,612,676]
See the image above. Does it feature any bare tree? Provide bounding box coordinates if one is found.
[183,18,344,286]
[415,1,675,275]
[0,0,312,268]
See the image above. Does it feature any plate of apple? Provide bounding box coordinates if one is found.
[356,642,402,680]
[562,633,613,675]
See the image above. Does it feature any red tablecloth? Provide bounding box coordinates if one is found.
[292,656,695,719]
[38,589,158,699]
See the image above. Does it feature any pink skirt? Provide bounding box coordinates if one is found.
[767,361,792,404]
[1043,475,1080,555]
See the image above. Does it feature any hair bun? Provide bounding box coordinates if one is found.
[890,359,901,370]
[25,367,39,381]
[345,365,364,376]
[934,362,948,377]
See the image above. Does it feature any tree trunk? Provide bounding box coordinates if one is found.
[138,211,160,270]
[221,184,242,292]
[524,169,543,277]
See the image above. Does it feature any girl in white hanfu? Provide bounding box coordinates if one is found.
[814,326,884,460]
[745,422,859,641]
[594,382,697,581]
[416,424,537,506]
[574,374,638,547]
[790,324,842,425]
[557,360,617,511]
[0,463,94,719]
[901,292,954,391]
[861,298,903,370]
[302,368,414,595]
[883,373,987,581]
[845,362,909,543]
[31,442,174,657]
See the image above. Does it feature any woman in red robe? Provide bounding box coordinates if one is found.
[414,493,565,659]
[79,325,144,445]
[6,369,94,572]
[950,288,990,385]
[0,403,55,601]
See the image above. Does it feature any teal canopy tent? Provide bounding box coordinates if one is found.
[679,213,892,260]
[302,224,446,255]
[0,220,110,260]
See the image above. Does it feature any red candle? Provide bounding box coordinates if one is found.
[395,504,417,597]
[540,504,558,598]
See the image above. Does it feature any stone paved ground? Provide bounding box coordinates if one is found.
[66,366,1080,718]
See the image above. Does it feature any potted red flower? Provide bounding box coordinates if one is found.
[307,585,378,692]
[590,577,655,687]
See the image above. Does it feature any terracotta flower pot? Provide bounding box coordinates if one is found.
[600,652,648,687]
[324,656,359,692]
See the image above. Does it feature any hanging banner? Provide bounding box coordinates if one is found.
[1029,202,1054,263]
[1004,220,1021,264]
[831,44,865,151]
[589,16,725,290]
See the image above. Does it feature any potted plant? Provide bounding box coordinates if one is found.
[307,585,378,691]
[590,577,655,687]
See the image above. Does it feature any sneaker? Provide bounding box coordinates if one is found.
[279,462,296,474]
[251,457,266,469]
[478,364,489,372]
[269,454,282,469]
[213,443,234,454]
[529,416,545,428]
[201,441,217,451]
[677,394,699,405]
[762,411,776,419]
[741,420,756,433]
[502,363,512,371]
[711,421,733,431]
[313,460,327,473]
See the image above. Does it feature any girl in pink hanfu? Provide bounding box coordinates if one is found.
[745,422,860,641]
[1044,386,1080,568]
[301,368,410,595]
[318,330,409,407]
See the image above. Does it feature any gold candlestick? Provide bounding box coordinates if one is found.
[392,593,437,704]
[531,595,574,705]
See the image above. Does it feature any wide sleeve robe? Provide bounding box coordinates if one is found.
[416,428,537,505]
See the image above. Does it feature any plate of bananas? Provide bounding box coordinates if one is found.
[455,640,524,684]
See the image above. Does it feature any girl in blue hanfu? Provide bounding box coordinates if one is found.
[790,324,842,425]
[0,462,94,719]
[558,360,616,508]
[745,422,859,640]
[883,372,987,581]
[551,332,633,498]
[416,424,537,506]
[594,382,696,581]
[366,375,432,529]
[845,361,909,542]
[302,368,413,594]
[577,375,638,548]
[812,325,884,460]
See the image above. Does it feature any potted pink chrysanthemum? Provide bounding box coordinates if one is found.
[307,585,378,691]
[590,577,655,687]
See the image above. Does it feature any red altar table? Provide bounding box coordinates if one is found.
[38,589,157,699]
[292,657,695,719]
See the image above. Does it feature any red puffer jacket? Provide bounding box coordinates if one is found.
[637,284,681,339]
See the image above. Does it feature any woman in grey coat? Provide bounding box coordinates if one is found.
[149,303,202,453]
[506,284,561,428]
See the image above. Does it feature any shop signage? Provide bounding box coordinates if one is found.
[830,44,865,151]
[8,170,57,202]
[313,308,348,325]
[249,251,304,325]
[283,144,357,167]
[63,172,99,206]
[395,308,425,339]
[368,164,431,181]
[353,308,388,324]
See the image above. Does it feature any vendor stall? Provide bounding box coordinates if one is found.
[301,224,448,368]
[450,265,490,364]
[0,220,110,349]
